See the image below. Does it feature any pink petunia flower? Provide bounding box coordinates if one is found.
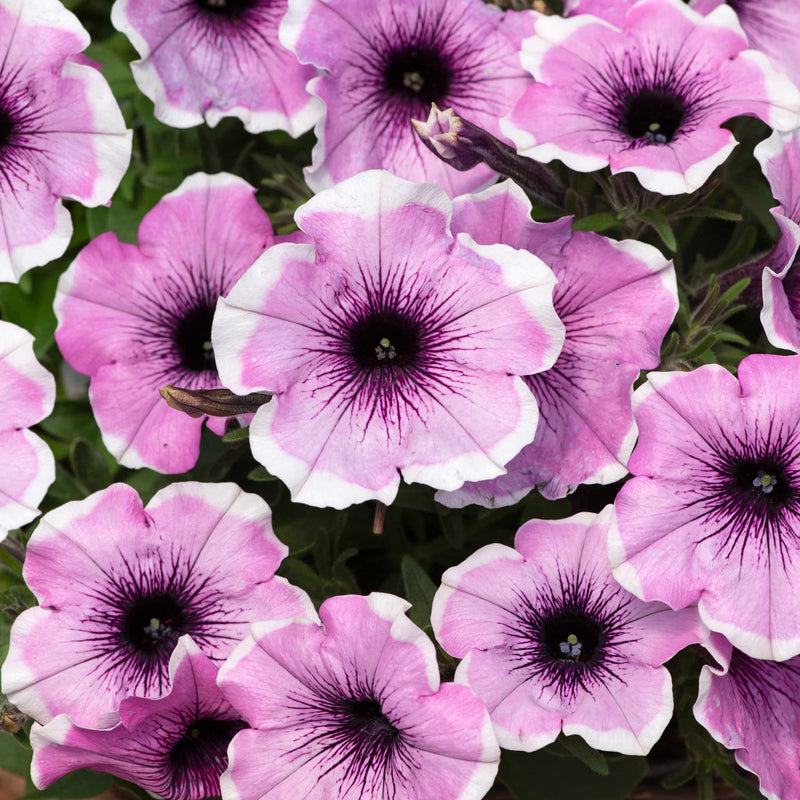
[279,0,534,195]
[694,633,800,800]
[0,321,55,540]
[432,510,704,755]
[1,481,312,727]
[217,593,500,800]
[502,0,800,195]
[31,636,247,800]
[111,0,319,134]
[755,130,800,353]
[563,0,636,27]
[0,0,131,283]
[569,0,800,93]
[55,172,276,474]
[435,180,677,508]
[691,0,800,89]
[213,170,564,509]
[610,354,800,661]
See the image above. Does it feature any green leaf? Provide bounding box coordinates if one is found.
[675,296,691,337]
[683,332,718,362]
[85,198,143,244]
[69,438,112,494]
[714,329,751,347]
[561,735,609,776]
[572,213,619,233]
[48,463,89,502]
[331,547,358,584]
[278,557,327,604]
[246,465,276,482]
[273,506,343,556]
[436,508,465,548]
[715,759,763,800]
[22,769,112,800]
[0,268,61,358]
[0,731,32,776]
[38,400,101,444]
[719,277,751,305]
[660,330,679,360]
[84,42,137,98]
[401,555,437,629]
[680,208,743,222]
[717,303,747,324]
[123,469,172,505]
[392,483,437,512]
[660,760,697,789]
[499,747,646,800]
[222,425,250,442]
[639,209,677,252]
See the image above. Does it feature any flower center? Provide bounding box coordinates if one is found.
[754,469,778,494]
[734,460,791,506]
[121,592,187,654]
[341,698,401,747]
[0,105,15,151]
[349,312,421,370]
[174,304,217,373]
[383,46,451,106]
[169,717,248,798]
[195,0,259,14]
[543,612,601,663]
[622,90,685,145]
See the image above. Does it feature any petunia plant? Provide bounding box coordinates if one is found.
[3,0,800,798]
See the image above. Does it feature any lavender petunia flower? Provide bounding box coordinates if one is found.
[55,172,276,474]
[0,0,131,283]
[213,170,564,509]
[218,593,500,800]
[610,354,800,661]
[692,0,800,89]
[754,130,800,354]
[0,321,55,540]
[502,0,800,195]
[111,0,319,134]
[279,0,534,195]
[1,481,312,727]
[31,637,247,800]
[694,633,800,800]
[433,510,704,755]
[435,181,676,508]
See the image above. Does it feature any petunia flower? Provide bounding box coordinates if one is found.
[755,130,800,353]
[0,321,55,540]
[279,0,535,195]
[502,0,800,195]
[563,0,636,26]
[432,509,704,755]
[55,172,276,474]
[1,481,312,727]
[0,0,131,283]
[610,353,800,661]
[31,636,247,800]
[691,0,800,89]
[435,180,676,508]
[212,170,565,509]
[694,633,800,800]
[111,0,319,134]
[217,593,500,800]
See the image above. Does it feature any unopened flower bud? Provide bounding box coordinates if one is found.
[159,385,271,418]
[412,104,565,208]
